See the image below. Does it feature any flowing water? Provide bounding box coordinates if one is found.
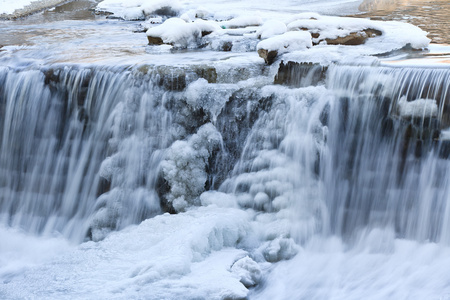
[1,1,450,299]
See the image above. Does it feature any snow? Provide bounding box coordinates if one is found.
[0,0,35,15]
[287,13,384,40]
[161,123,222,212]
[146,17,222,48]
[0,0,67,17]
[257,31,312,53]
[219,15,263,29]
[96,0,181,20]
[257,20,287,39]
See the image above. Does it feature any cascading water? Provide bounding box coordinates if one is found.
[324,65,450,243]
[0,65,176,242]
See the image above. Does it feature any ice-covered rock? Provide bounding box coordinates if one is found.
[161,123,222,212]
[219,15,263,29]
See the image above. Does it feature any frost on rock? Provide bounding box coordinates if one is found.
[161,123,222,212]
[219,15,263,29]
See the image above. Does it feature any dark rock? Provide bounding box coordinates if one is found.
[257,49,278,65]
[221,41,233,51]
[152,6,177,17]
[194,67,217,83]
[201,30,213,37]
[147,36,165,45]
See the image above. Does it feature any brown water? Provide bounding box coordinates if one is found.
[355,0,450,44]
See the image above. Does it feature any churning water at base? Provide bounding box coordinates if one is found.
[0,60,450,298]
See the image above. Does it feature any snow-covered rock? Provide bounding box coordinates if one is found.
[257,31,312,64]
[146,18,222,48]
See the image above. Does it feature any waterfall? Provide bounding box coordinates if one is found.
[324,65,450,243]
[1,63,449,244]
[0,65,173,241]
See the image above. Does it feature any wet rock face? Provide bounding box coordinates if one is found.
[274,61,327,87]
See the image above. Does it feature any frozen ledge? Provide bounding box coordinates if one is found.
[0,0,71,19]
